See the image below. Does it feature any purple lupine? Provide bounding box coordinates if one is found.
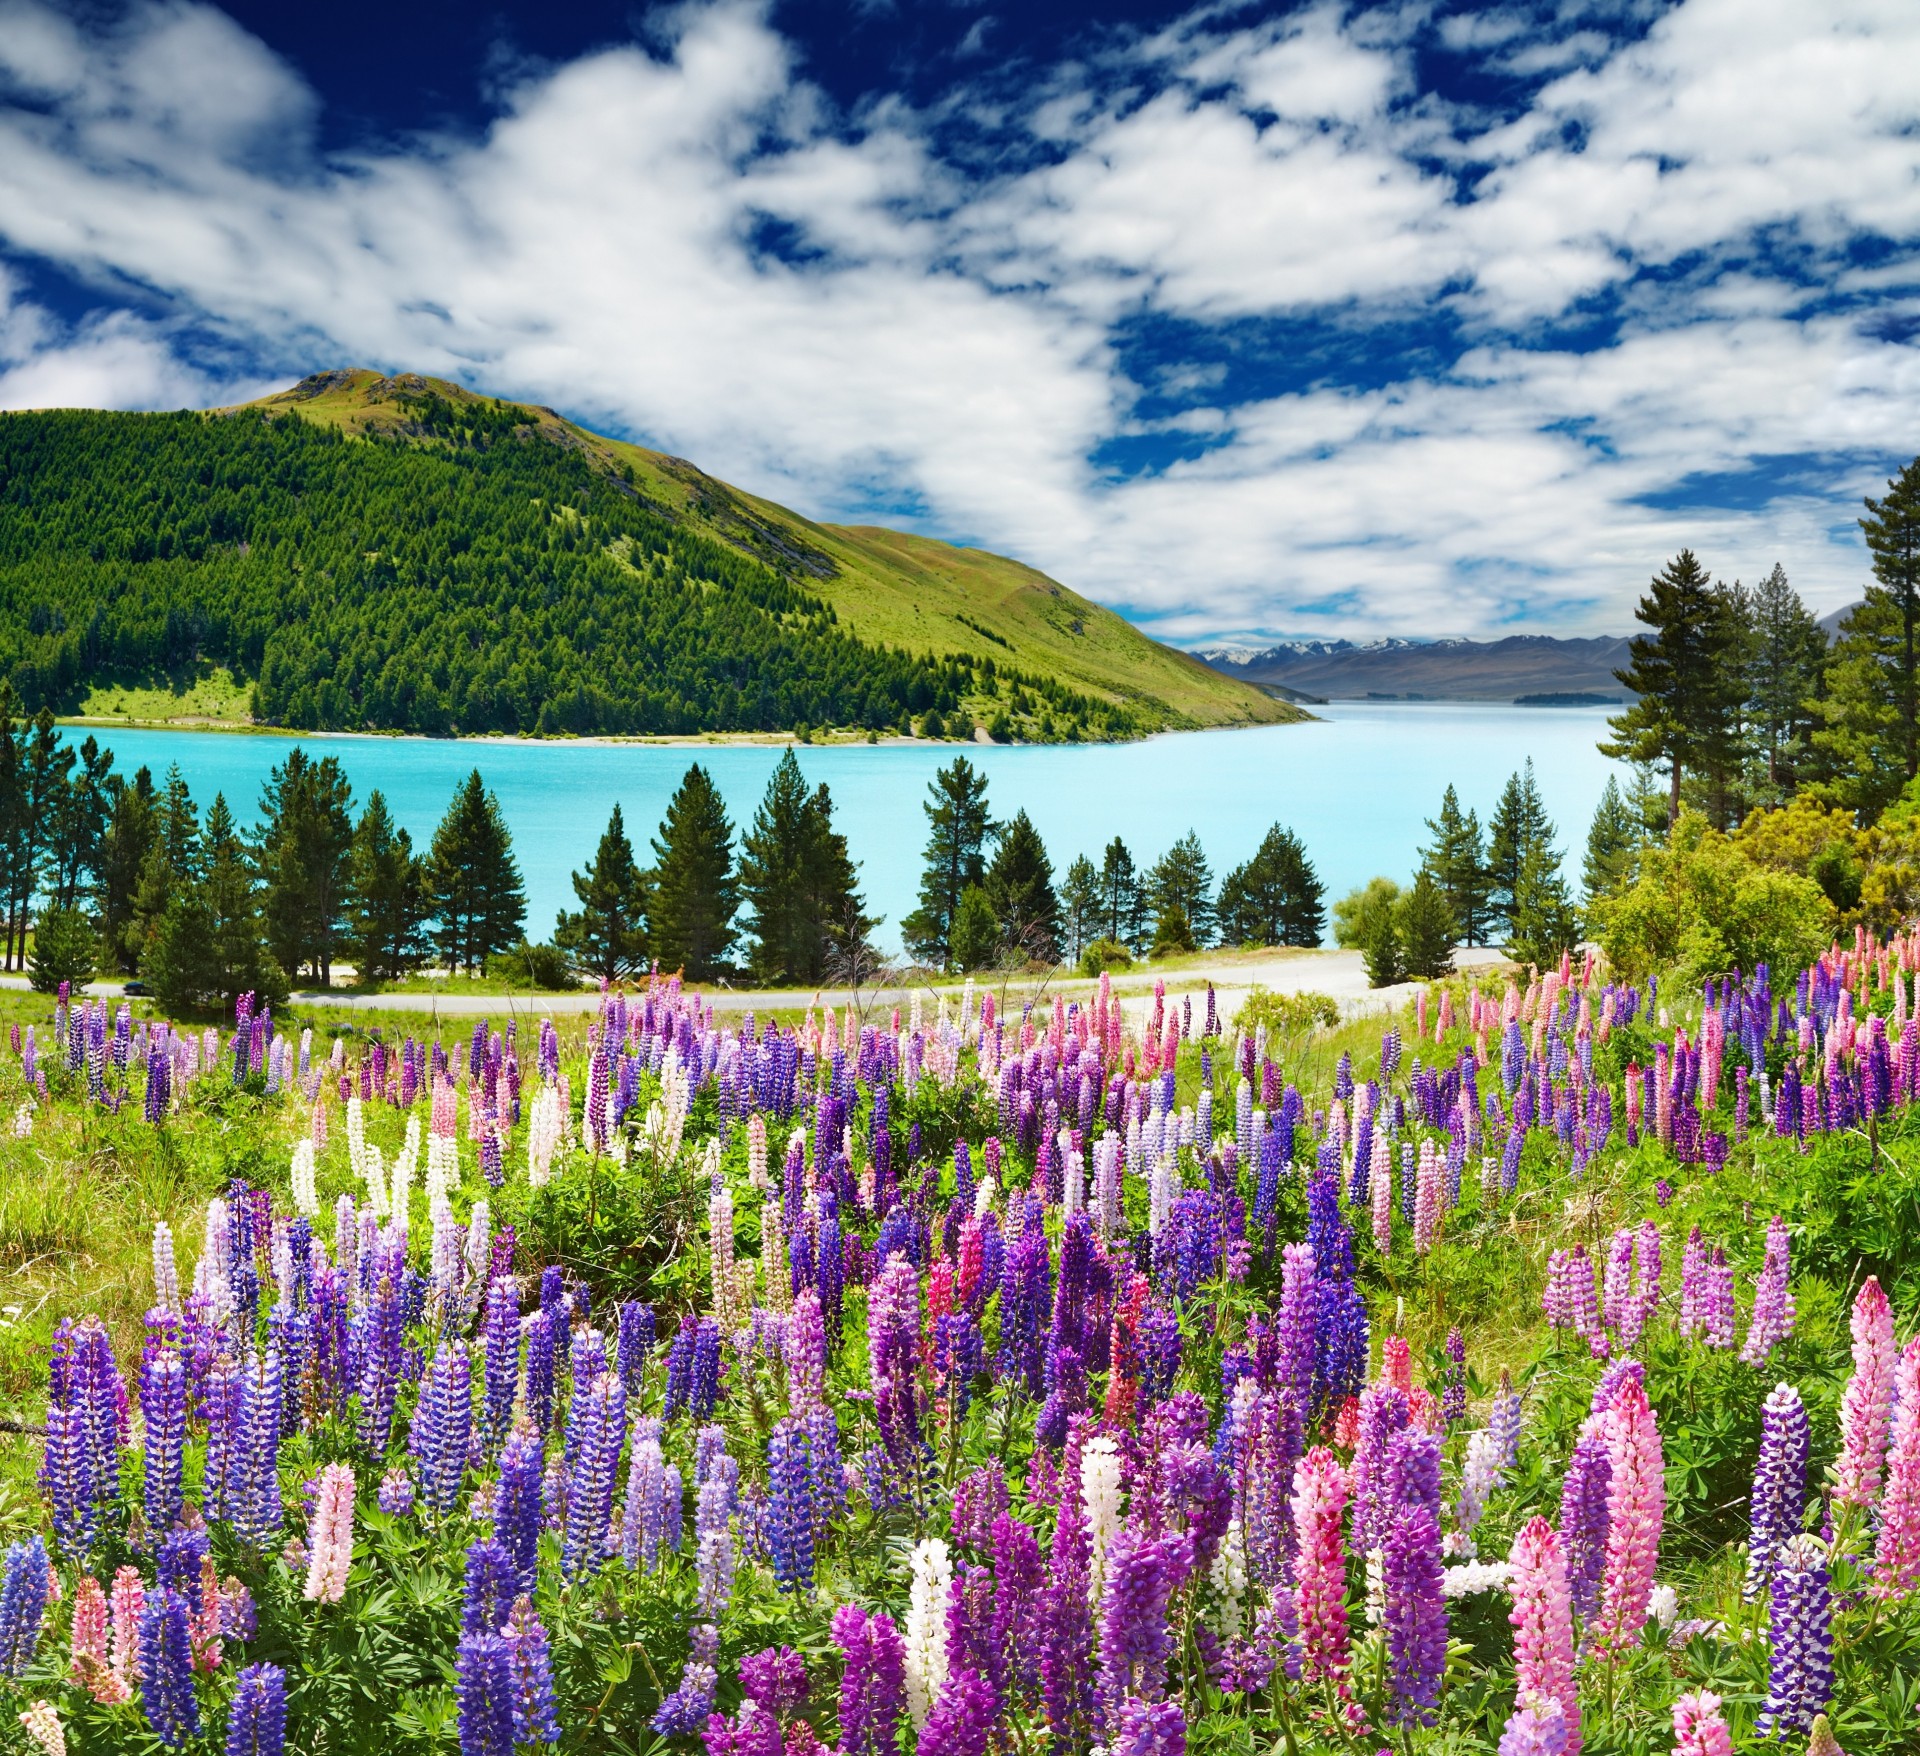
[0,1537,46,1678]
[480,1281,520,1452]
[561,1372,626,1580]
[1382,1438,1447,1725]
[1442,1327,1466,1429]
[1745,1382,1808,1601]
[141,1345,187,1535]
[738,1644,809,1718]
[832,1603,907,1756]
[523,1309,557,1437]
[463,1536,519,1637]
[767,1421,815,1595]
[410,1343,473,1518]
[355,1276,404,1456]
[1274,1244,1318,1415]
[1349,1385,1410,1558]
[1096,1528,1192,1724]
[231,1346,284,1547]
[1742,1216,1795,1366]
[652,1625,719,1736]
[616,1302,655,1396]
[457,1632,516,1756]
[140,1585,201,1748]
[917,1666,997,1756]
[1758,1534,1834,1738]
[1558,1416,1611,1623]
[503,1595,561,1746]
[378,1468,416,1517]
[226,1662,288,1756]
[495,1426,545,1596]
[1114,1697,1186,1756]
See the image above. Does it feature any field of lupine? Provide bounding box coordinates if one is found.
[3,946,1920,1756]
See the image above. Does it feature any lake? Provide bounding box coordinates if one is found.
[73,703,1625,954]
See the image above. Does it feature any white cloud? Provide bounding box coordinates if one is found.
[0,0,1912,643]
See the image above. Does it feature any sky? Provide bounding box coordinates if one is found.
[0,0,1915,648]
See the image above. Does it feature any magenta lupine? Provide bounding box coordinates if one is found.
[831,1603,906,1756]
[1745,1383,1808,1601]
[1741,1216,1795,1366]
[1291,1446,1350,1687]
[1871,1336,1920,1594]
[1671,1692,1734,1756]
[1506,1517,1578,1756]
[1834,1276,1897,1510]
[1593,1376,1664,1652]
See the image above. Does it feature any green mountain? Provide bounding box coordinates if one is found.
[0,369,1297,742]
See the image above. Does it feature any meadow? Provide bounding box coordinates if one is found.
[0,947,1915,1756]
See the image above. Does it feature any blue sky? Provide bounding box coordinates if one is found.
[0,0,1915,646]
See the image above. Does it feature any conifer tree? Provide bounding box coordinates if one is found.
[1098,838,1147,951]
[256,747,356,984]
[556,804,650,980]
[1746,563,1825,801]
[1060,854,1101,965]
[648,764,739,981]
[48,737,116,914]
[737,750,873,985]
[1485,761,1555,932]
[429,770,526,974]
[1217,824,1325,948]
[901,758,995,970]
[1508,840,1580,969]
[1397,869,1456,979]
[948,885,1001,972]
[346,791,431,984]
[1419,786,1490,945]
[129,766,201,975]
[1147,831,1214,949]
[983,809,1061,963]
[96,767,157,973]
[1582,776,1641,904]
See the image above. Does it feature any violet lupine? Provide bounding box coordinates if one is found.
[495,1427,544,1597]
[1291,1445,1350,1688]
[1506,1518,1578,1756]
[457,1632,516,1756]
[561,1372,626,1581]
[225,1662,288,1756]
[1834,1275,1897,1510]
[1497,1696,1569,1756]
[1671,1691,1734,1756]
[502,1596,561,1746]
[139,1587,201,1749]
[480,1281,520,1453]
[410,1343,473,1519]
[1758,1534,1834,1738]
[1871,1335,1920,1594]
[463,1538,518,1637]
[831,1602,907,1756]
[1559,1415,1611,1625]
[918,1666,997,1756]
[1741,1216,1796,1366]
[230,1347,284,1548]
[1349,1385,1410,1558]
[652,1625,719,1737]
[738,1644,809,1718]
[767,1421,815,1596]
[1113,1696,1186,1756]
[1745,1382,1808,1601]
[141,1346,187,1536]
[1593,1376,1664,1653]
[0,1539,46,1679]
[1097,1528,1192,1725]
[1381,1444,1447,1727]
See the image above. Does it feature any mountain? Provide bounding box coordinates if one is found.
[0,369,1295,742]
[1199,634,1634,703]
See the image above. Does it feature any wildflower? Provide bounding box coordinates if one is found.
[17,1703,63,1756]
[1507,1518,1578,1756]
[1497,1695,1569,1756]
[1834,1276,1897,1509]
[0,1538,47,1677]
[1593,1376,1663,1653]
[1759,1535,1833,1738]
[1746,1383,1807,1601]
[457,1632,516,1756]
[1741,1217,1795,1366]
[225,1663,288,1756]
[1671,1690,1733,1756]
[503,1596,561,1746]
[831,1603,906,1756]
[903,1537,953,1729]
[139,1587,201,1749]
[302,1463,356,1604]
[1291,1446,1350,1685]
[1872,1336,1920,1594]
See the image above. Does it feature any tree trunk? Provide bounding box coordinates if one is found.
[1668,758,1682,831]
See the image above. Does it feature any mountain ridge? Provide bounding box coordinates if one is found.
[1198,632,1635,703]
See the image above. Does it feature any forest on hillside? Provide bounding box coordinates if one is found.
[0,399,1132,740]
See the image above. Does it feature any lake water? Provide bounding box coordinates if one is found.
[74,703,1624,954]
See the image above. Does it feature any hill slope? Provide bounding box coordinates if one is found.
[0,369,1295,742]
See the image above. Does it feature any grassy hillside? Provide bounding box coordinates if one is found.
[221,368,1295,737]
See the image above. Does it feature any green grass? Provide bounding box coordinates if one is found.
[65,664,256,728]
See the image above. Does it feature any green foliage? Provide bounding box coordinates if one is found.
[648,763,740,981]
[736,751,873,985]
[1361,899,1406,987]
[256,746,355,983]
[1484,761,1557,936]
[346,789,432,983]
[1095,838,1147,953]
[429,770,527,974]
[901,758,994,969]
[1146,830,1214,949]
[1506,840,1579,969]
[982,809,1060,963]
[1060,853,1101,966]
[1420,784,1491,946]
[26,903,94,993]
[485,938,577,990]
[1233,985,1339,1036]
[1216,822,1325,948]
[1397,867,1456,979]
[1077,936,1132,977]
[1333,876,1400,949]
[1593,808,1833,982]
[947,883,1001,972]
[1581,772,1641,907]
[555,803,650,980]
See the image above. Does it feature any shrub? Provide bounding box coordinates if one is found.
[949,884,1001,971]
[1235,986,1339,1036]
[488,940,578,990]
[1078,936,1132,977]
[1333,876,1400,948]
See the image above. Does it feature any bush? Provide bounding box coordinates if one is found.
[1333,876,1400,948]
[1235,986,1339,1036]
[1078,936,1132,978]
[948,884,1001,972]
[487,940,579,990]
[27,905,96,995]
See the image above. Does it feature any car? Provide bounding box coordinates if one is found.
[123,981,150,996]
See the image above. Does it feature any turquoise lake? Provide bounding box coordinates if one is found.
[75,703,1625,955]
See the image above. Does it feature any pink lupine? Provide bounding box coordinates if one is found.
[107,1567,142,1685]
[1292,1446,1352,1687]
[1413,1140,1441,1254]
[1507,1517,1579,1756]
[1670,1690,1733,1756]
[303,1462,357,1603]
[1872,1336,1920,1595]
[1593,1377,1664,1652]
[68,1575,128,1704]
[1372,1140,1393,1254]
[1834,1276,1897,1510]
[1382,1334,1413,1395]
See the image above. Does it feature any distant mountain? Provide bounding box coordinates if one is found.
[1818,603,1858,638]
[1198,634,1634,703]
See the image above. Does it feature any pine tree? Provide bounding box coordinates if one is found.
[1361,903,1405,988]
[948,885,1001,972]
[0,689,24,972]
[1396,869,1456,979]
[1582,776,1641,903]
[556,804,650,980]
[128,766,201,975]
[96,766,157,973]
[1419,786,1491,945]
[1485,762,1555,932]
[737,750,874,985]
[429,770,526,974]
[256,747,356,984]
[1146,831,1214,949]
[1060,854,1101,964]
[203,795,284,1007]
[1602,549,1747,828]
[1814,457,1920,817]
[983,809,1060,963]
[1098,838,1147,952]
[28,904,95,995]
[1745,562,1825,803]
[346,791,431,984]
[1216,824,1325,948]
[1507,841,1580,970]
[901,758,995,970]
[648,764,739,981]
[16,710,68,974]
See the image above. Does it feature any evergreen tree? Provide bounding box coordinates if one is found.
[1745,563,1825,802]
[1151,898,1197,959]
[1216,824,1325,947]
[648,764,739,981]
[901,758,995,970]
[429,770,527,974]
[1098,838,1147,952]
[1361,903,1406,988]
[983,810,1061,963]
[1602,549,1748,828]
[27,904,95,995]
[346,791,431,983]
[948,885,1001,972]
[1419,786,1491,945]
[1582,776,1641,904]
[128,766,201,975]
[0,690,23,972]
[737,750,874,985]
[1060,854,1101,965]
[48,736,116,913]
[1396,869,1456,979]
[16,708,68,972]
[1146,831,1214,949]
[1485,761,1555,932]
[1813,457,1920,817]
[96,766,156,973]
[556,804,650,980]
[256,747,356,984]
[1508,840,1580,969]
[204,795,284,1007]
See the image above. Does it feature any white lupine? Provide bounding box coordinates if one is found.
[973,1175,997,1220]
[465,1201,491,1281]
[1082,1437,1126,1607]
[193,1198,234,1325]
[389,1117,422,1227]
[747,1116,769,1190]
[903,1537,953,1730]
[1440,1560,1512,1598]
[1454,1428,1503,1537]
[362,1144,389,1221]
[1094,1131,1123,1236]
[431,1197,462,1292]
[290,1138,319,1219]
[345,1096,367,1186]
[1061,1131,1084,1217]
[709,1184,739,1335]
[1209,1516,1248,1637]
[10,1101,31,1138]
[527,1084,563,1186]
[151,1222,181,1315]
[424,1132,458,1208]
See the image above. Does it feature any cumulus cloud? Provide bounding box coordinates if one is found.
[0,0,1913,641]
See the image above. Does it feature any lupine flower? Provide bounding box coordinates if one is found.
[379,1468,416,1517]
[1746,1383,1808,1600]
[463,1538,518,1638]
[1112,1696,1185,1756]
[1382,1493,1446,1725]
[1291,1445,1350,1687]
[1593,1377,1663,1652]
[1497,1695,1569,1756]
[831,1603,906,1756]
[503,1596,561,1746]
[738,1644,809,1719]
[561,1371,626,1580]
[1805,1713,1844,1756]
[411,1343,474,1518]
[225,1662,287,1756]
[1097,1529,1192,1722]
[767,1422,815,1595]
[17,1702,63,1756]
[1872,1336,1920,1594]
[302,1463,356,1604]
[1759,1534,1834,1737]
[69,1575,127,1703]
[141,1346,187,1535]
[0,1539,47,1678]
[139,1587,201,1748]
[904,1537,953,1730]
[457,1632,516,1756]
[1834,1276,1897,1509]
[495,1427,544,1596]
[1741,1217,1795,1366]
[1506,1518,1578,1756]
[653,1627,719,1737]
